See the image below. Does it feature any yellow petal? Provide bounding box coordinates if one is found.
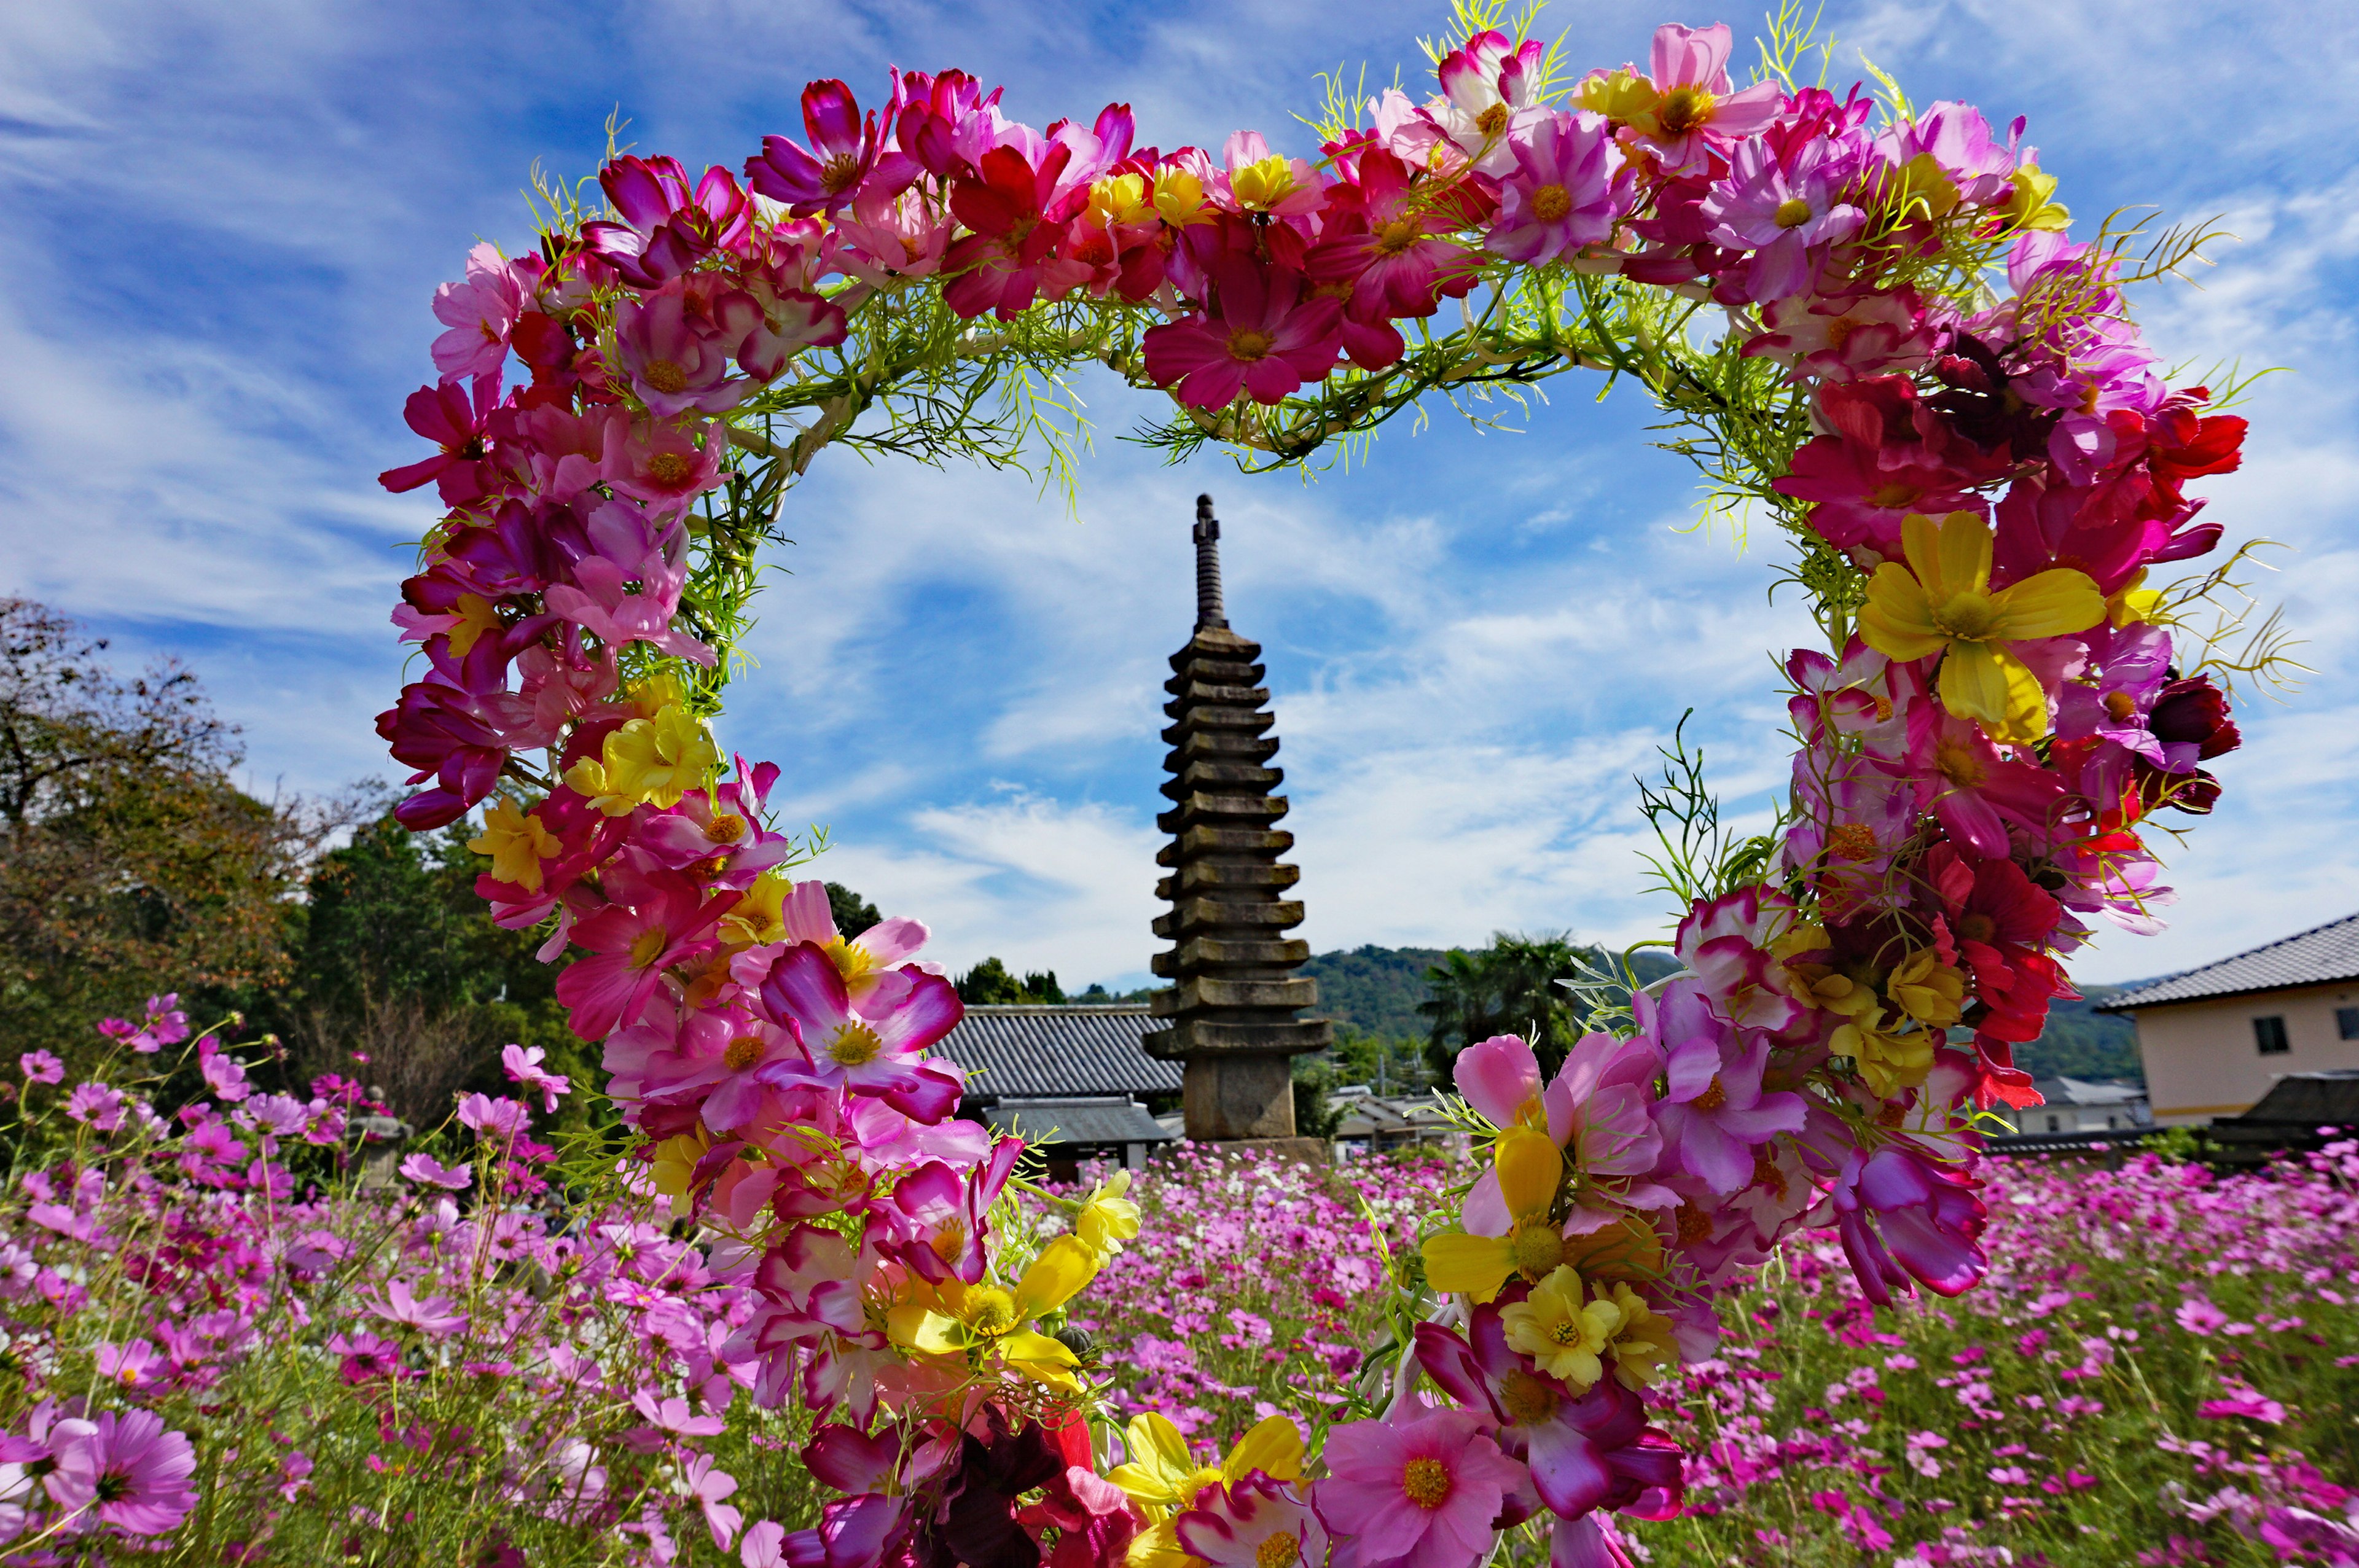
[888,1306,962,1355]
[1936,642,2013,728]
[1931,512,1993,598]
[1222,1414,1304,1484]
[1985,649,2054,744]
[1494,1126,1564,1219]
[1898,513,1947,597]
[1562,1214,1667,1285]
[1988,568,2105,640]
[1117,1413,1194,1495]
[1014,1235,1101,1320]
[1857,565,1947,662]
[1422,1232,1517,1302]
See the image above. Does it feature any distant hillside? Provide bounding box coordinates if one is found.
[1101,945,2148,1085]
[2014,982,2145,1085]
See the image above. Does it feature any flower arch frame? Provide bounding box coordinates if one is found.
[378,6,2261,1563]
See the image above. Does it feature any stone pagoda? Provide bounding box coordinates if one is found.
[1142,494,1332,1153]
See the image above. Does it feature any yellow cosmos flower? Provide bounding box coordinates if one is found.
[1227,155,1299,212]
[1109,1411,1302,1567]
[1857,511,2105,744]
[1576,67,1659,125]
[1151,168,1214,228]
[718,870,790,947]
[1834,1003,1936,1098]
[564,704,721,817]
[646,1125,713,1209]
[1997,162,2070,233]
[1074,1170,1142,1259]
[1501,1265,1679,1392]
[1887,949,1965,1029]
[1422,1126,1566,1302]
[467,796,559,891]
[886,1235,1100,1393]
[1086,173,1153,228]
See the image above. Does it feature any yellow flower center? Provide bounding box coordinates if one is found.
[822,153,864,193]
[826,938,877,985]
[827,1021,885,1067]
[1498,1368,1559,1426]
[646,451,694,486]
[1402,1456,1452,1509]
[1931,592,2000,641]
[628,927,670,969]
[1656,85,1716,136]
[1510,1219,1567,1280]
[1826,822,1878,861]
[1256,1532,1301,1568]
[722,1036,766,1073]
[1691,1074,1727,1112]
[1935,739,1987,789]
[1476,103,1511,137]
[2103,690,2137,722]
[1773,197,1815,228]
[1531,184,1573,223]
[1227,327,1275,362]
[1374,217,1424,256]
[1866,481,1922,508]
[1753,1145,1788,1199]
[1958,912,1997,945]
[1675,1201,1713,1245]
[929,1219,968,1262]
[640,358,689,396]
[964,1287,1017,1337]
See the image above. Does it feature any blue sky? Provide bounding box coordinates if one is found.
[3,0,2354,993]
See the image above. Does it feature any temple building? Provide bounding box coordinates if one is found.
[1141,495,1333,1153]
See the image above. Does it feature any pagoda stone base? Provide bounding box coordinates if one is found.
[1181,1055,1300,1141]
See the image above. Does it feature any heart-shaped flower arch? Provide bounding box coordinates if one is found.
[378,7,2256,1562]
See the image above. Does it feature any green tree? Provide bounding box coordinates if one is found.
[825,882,880,937]
[0,600,319,1068]
[1419,932,1590,1080]
[266,811,588,1128]
[952,958,1062,1005]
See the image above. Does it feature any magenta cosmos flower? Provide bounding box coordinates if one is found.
[1487,110,1627,265]
[1179,1473,1329,1568]
[754,941,964,1119]
[1315,1403,1525,1568]
[1143,256,1343,409]
[1699,135,1864,302]
[44,1410,198,1537]
[745,78,881,217]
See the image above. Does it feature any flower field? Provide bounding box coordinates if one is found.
[1066,1143,2359,1567]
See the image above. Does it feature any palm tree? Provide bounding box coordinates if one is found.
[1419,932,1591,1081]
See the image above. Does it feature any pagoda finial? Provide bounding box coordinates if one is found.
[1192,493,1227,630]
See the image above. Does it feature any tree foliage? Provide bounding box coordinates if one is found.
[0,600,319,1067]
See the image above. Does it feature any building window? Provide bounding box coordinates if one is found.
[2254,1016,2290,1056]
[2044,1113,2062,1131]
[2339,1005,2359,1040]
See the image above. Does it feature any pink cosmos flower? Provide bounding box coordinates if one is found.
[600,413,724,510]
[1431,30,1551,175]
[1699,135,1864,303]
[613,281,749,419]
[942,141,1084,321]
[42,1410,198,1536]
[1143,256,1343,408]
[398,1152,472,1191]
[582,155,752,287]
[431,241,525,383]
[1903,708,2068,860]
[19,1051,63,1085]
[368,1279,469,1338]
[1786,641,1909,762]
[1828,1142,1989,1305]
[1415,1309,1684,1524]
[1487,110,1627,265]
[2198,1377,2287,1425]
[1745,288,1941,383]
[834,185,958,284]
[1178,1473,1328,1568]
[501,1043,572,1113]
[683,1453,744,1549]
[379,373,501,501]
[754,943,964,1120]
[65,1082,126,1131]
[886,1139,1022,1284]
[197,1042,251,1102]
[1673,886,1813,1039]
[457,1093,531,1144]
[2175,1295,2230,1336]
[1621,24,1782,179]
[1771,376,1993,560]
[1308,149,1479,322]
[554,865,735,1040]
[95,1338,167,1392]
[745,79,882,217]
[1315,1403,1526,1568]
[1643,981,1808,1196]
